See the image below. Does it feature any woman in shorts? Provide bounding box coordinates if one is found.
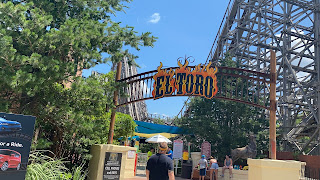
[209,156,219,180]
[221,155,233,178]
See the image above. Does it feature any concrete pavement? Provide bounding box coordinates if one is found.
[125,169,248,180]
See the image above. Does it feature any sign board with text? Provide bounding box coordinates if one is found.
[173,139,183,159]
[103,152,122,180]
[152,61,218,100]
[127,150,135,159]
[0,112,36,180]
[201,141,211,159]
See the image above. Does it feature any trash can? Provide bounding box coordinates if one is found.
[181,162,193,179]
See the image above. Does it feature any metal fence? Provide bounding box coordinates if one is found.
[137,153,148,170]
[305,167,320,180]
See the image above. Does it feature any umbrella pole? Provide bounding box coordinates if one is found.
[156,144,158,153]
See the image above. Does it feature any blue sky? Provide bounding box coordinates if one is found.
[83,0,230,118]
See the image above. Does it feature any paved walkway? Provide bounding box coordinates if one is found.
[125,169,246,180]
[125,175,239,180]
[128,169,189,180]
[125,176,188,180]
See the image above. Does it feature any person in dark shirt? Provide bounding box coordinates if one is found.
[146,142,175,180]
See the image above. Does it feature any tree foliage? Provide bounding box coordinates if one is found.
[32,72,137,166]
[179,97,269,161]
[0,0,154,169]
[0,0,156,113]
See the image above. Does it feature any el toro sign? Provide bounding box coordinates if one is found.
[152,60,218,99]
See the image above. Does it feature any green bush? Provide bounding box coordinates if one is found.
[26,151,86,180]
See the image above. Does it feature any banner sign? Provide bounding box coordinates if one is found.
[127,150,135,159]
[173,139,183,159]
[152,60,218,99]
[103,152,122,180]
[201,141,211,159]
[0,112,36,179]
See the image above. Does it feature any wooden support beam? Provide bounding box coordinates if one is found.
[269,50,277,159]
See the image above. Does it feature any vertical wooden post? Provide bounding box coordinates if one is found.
[188,142,191,159]
[107,61,122,144]
[270,50,277,159]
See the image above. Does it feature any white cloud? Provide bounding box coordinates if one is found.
[148,13,161,24]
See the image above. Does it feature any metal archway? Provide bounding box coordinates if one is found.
[117,66,271,110]
[108,53,277,159]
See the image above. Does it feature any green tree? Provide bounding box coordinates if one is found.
[31,72,136,167]
[179,97,269,161]
[152,118,166,125]
[0,0,155,169]
[0,0,155,114]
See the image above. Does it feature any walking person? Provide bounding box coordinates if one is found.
[209,156,219,180]
[221,155,233,178]
[146,142,175,180]
[198,155,208,180]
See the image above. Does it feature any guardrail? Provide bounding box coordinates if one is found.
[305,167,320,180]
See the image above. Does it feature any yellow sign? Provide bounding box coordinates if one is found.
[152,60,218,99]
[183,151,189,160]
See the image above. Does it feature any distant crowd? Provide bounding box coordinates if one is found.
[145,143,234,180]
[198,154,233,180]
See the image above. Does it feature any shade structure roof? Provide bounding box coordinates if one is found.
[134,120,187,138]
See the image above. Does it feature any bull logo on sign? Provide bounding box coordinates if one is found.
[109,153,118,161]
